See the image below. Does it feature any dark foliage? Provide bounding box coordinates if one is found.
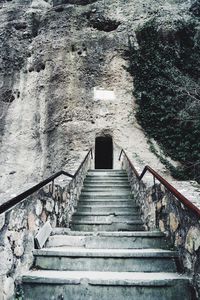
[128,18,200,181]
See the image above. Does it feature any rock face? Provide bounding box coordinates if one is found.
[0,0,197,200]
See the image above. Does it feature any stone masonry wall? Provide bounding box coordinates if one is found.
[121,154,200,299]
[0,153,91,299]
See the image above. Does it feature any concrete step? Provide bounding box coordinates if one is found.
[71,222,145,232]
[22,271,192,300]
[71,219,143,225]
[88,169,126,173]
[82,187,131,192]
[73,212,140,216]
[72,214,141,223]
[83,183,130,187]
[87,172,127,176]
[80,192,132,198]
[86,176,129,180]
[86,172,128,176]
[78,200,136,207]
[46,231,170,249]
[76,205,139,213]
[79,196,134,201]
[79,198,132,203]
[86,176,128,179]
[84,180,129,184]
[34,248,178,273]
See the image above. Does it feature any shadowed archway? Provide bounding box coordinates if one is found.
[95,136,113,169]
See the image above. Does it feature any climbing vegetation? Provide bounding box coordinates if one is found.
[128,17,200,181]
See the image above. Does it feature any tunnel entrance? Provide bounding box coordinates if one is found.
[95,136,113,169]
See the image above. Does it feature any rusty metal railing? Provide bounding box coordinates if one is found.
[0,148,93,214]
[119,149,200,217]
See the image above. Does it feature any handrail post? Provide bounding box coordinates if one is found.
[152,175,157,202]
[119,149,123,161]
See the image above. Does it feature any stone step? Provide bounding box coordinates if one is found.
[88,169,126,173]
[73,212,140,216]
[71,219,143,225]
[71,222,145,232]
[72,214,141,223]
[86,176,129,180]
[46,231,170,249]
[86,172,128,176]
[34,248,178,273]
[82,187,131,191]
[80,196,133,200]
[84,181,130,186]
[81,190,131,194]
[76,205,139,213]
[80,192,131,198]
[79,198,133,203]
[84,179,129,184]
[86,175,127,177]
[78,200,136,206]
[83,187,130,191]
[80,197,133,203]
[87,169,126,172]
[87,172,127,176]
[22,271,192,300]
[86,175,128,178]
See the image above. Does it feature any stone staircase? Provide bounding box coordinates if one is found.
[22,170,193,299]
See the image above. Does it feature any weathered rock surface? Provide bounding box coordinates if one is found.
[0,0,194,203]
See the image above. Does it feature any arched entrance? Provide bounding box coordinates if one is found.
[95,136,113,169]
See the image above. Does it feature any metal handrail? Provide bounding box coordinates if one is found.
[0,148,93,215]
[119,149,200,217]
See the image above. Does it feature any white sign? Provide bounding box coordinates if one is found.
[94,87,115,101]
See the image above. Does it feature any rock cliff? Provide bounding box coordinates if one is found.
[0,0,199,200]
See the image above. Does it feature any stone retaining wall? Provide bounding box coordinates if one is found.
[0,154,91,299]
[121,155,200,299]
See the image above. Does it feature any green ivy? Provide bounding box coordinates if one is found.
[128,17,200,181]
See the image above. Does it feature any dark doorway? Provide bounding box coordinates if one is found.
[95,136,113,169]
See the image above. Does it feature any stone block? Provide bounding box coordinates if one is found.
[0,276,14,300]
[41,210,47,223]
[175,232,183,247]
[55,202,59,214]
[14,244,24,257]
[35,200,43,216]
[0,244,13,275]
[162,196,168,207]
[62,191,68,202]
[169,213,179,232]
[8,208,27,230]
[8,230,25,258]
[45,198,54,213]
[156,201,162,212]
[28,212,36,232]
[184,252,193,270]
[185,226,200,254]
[159,220,165,232]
